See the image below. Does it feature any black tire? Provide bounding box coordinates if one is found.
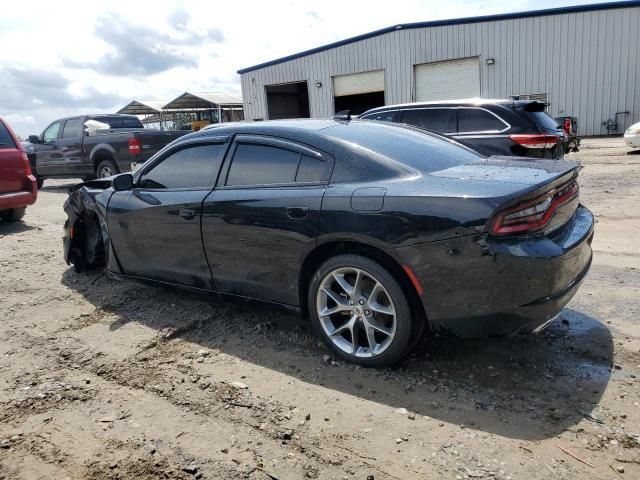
[1,207,26,222]
[308,254,415,368]
[36,177,44,189]
[96,159,118,179]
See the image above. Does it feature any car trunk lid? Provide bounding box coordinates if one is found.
[430,156,581,236]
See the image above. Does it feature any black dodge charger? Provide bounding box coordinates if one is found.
[63,119,594,367]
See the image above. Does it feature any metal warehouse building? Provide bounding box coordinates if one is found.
[238,1,640,136]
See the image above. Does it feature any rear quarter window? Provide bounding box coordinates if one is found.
[0,122,17,149]
[458,109,508,133]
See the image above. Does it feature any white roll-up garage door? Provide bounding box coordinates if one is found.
[333,70,385,97]
[414,58,480,102]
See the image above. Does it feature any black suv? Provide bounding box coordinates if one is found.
[360,99,564,159]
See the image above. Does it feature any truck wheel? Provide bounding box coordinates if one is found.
[1,207,26,222]
[36,177,44,189]
[96,159,118,179]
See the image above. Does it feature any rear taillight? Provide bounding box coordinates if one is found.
[563,118,571,135]
[509,134,560,149]
[22,151,32,176]
[490,179,579,236]
[128,137,141,155]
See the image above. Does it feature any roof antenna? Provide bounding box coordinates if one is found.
[333,110,352,121]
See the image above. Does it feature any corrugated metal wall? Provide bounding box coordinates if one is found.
[240,5,640,136]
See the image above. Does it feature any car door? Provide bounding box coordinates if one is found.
[34,121,63,176]
[106,138,229,288]
[201,135,333,305]
[58,118,85,177]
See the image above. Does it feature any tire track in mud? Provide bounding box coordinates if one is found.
[57,339,413,479]
[0,314,405,479]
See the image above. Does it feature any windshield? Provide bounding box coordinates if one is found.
[525,111,560,132]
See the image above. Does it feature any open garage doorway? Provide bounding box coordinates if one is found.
[266,82,310,119]
[333,70,385,115]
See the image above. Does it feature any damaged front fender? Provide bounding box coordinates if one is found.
[63,180,119,273]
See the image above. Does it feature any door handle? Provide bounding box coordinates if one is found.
[286,206,309,220]
[179,208,196,220]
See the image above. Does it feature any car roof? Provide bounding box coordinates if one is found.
[179,118,429,145]
[361,98,539,115]
[57,114,141,121]
[174,118,482,177]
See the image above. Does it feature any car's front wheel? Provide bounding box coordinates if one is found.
[308,254,414,367]
[0,207,26,222]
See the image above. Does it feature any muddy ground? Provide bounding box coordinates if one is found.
[0,137,638,479]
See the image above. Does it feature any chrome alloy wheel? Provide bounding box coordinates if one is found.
[99,165,113,178]
[316,267,396,358]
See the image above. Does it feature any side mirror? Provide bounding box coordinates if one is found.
[112,173,134,191]
[28,135,41,144]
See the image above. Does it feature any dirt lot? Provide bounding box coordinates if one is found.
[0,137,638,479]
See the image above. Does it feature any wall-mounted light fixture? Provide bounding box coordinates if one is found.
[486,58,495,65]
[315,81,323,88]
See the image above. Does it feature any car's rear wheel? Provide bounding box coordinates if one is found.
[96,159,118,179]
[0,207,26,222]
[308,254,414,367]
[36,177,44,189]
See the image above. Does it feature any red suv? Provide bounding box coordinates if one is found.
[0,118,37,222]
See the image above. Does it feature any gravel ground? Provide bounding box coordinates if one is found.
[0,137,638,479]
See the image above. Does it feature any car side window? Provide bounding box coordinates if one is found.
[458,109,507,133]
[399,109,453,133]
[43,122,61,142]
[361,111,395,122]
[138,143,226,189]
[296,154,331,183]
[0,122,16,148]
[62,118,83,139]
[226,144,301,186]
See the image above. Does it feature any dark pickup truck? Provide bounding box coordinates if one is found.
[26,114,187,187]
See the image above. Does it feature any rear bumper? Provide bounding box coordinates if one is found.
[0,175,37,210]
[393,205,594,337]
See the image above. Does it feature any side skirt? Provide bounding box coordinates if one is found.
[105,269,303,314]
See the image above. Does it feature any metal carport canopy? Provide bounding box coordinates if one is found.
[163,92,243,110]
[116,100,168,115]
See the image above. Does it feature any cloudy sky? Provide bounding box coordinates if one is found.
[1,0,604,137]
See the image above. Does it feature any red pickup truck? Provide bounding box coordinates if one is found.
[0,117,37,222]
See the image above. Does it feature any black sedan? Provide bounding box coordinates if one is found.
[63,119,594,367]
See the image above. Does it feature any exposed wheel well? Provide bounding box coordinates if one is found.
[299,241,429,331]
[70,211,106,272]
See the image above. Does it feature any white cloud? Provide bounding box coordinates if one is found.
[0,0,599,136]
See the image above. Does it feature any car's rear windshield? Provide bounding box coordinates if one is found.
[0,122,17,149]
[90,116,143,129]
[522,111,560,132]
[326,121,482,174]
